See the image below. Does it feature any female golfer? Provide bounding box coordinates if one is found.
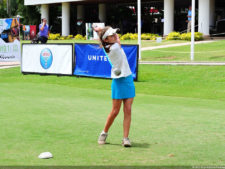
[93,26,135,147]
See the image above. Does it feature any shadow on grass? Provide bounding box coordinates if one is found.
[209,55,225,59]
[132,142,150,148]
[106,142,150,148]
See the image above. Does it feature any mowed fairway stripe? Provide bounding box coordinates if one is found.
[0,82,224,165]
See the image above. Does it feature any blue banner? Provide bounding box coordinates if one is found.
[74,44,138,80]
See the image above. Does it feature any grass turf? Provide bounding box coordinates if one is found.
[142,40,225,62]
[0,65,224,166]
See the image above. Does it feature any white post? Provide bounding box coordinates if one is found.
[77,5,84,20]
[198,0,210,35]
[138,0,141,60]
[210,0,215,27]
[99,4,106,22]
[41,4,49,24]
[62,2,70,36]
[191,0,195,61]
[163,0,174,36]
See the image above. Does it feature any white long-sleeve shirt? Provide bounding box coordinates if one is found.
[107,43,132,79]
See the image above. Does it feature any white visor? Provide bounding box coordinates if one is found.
[102,28,119,40]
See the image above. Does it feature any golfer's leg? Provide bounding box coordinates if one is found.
[103,99,122,132]
[123,98,134,138]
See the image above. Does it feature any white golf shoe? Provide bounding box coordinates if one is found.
[122,138,131,147]
[98,131,108,145]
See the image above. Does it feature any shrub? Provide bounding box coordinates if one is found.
[166,32,181,40]
[117,33,122,38]
[48,33,60,40]
[195,32,204,41]
[65,35,74,40]
[120,33,159,40]
[141,33,150,40]
[49,33,86,40]
[59,36,66,40]
[120,33,134,40]
[181,32,203,41]
[166,32,203,41]
[74,34,86,40]
[49,33,163,41]
[141,33,159,40]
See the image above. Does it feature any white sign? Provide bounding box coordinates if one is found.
[0,39,21,62]
[0,18,21,62]
[22,44,73,75]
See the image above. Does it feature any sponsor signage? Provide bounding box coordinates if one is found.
[21,44,73,75]
[0,18,21,62]
[74,43,138,80]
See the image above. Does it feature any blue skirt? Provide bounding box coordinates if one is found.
[111,75,135,99]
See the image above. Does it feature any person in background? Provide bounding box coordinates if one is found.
[23,25,30,40]
[76,19,84,35]
[187,6,192,33]
[37,18,49,44]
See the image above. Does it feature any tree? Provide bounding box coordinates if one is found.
[0,0,40,26]
[16,0,40,25]
[0,0,9,18]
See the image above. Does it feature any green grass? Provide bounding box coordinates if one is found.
[140,40,188,48]
[0,66,225,166]
[142,40,225,62]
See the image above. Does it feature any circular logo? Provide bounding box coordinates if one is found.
[40,48,53,69]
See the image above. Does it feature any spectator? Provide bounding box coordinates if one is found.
[187,6,192,33]
[76,19,84,35]
[23,25,30,40]
[38,18,49,44]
